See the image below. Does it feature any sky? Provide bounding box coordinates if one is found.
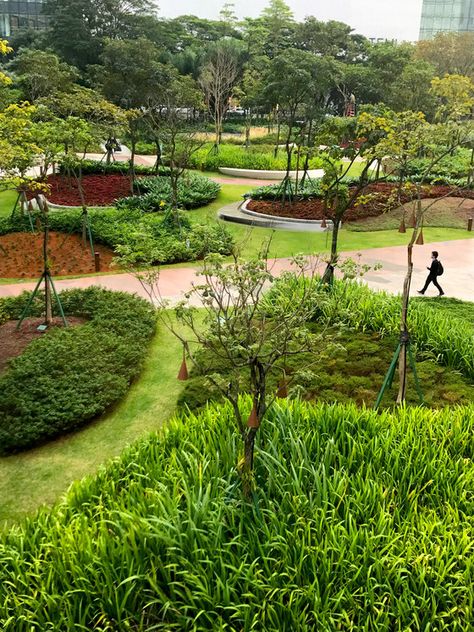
[158,0,424,42]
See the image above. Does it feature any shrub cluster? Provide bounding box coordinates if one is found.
[58,159,169,177]
[0,206,234,265]
[0,288,156,453]
[1,399,473,630]
[117,173,221,212]
[189,143,324,172]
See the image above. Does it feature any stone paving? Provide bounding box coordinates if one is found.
[1,239,472,303]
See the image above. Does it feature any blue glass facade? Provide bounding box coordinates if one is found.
[420,0,474,39]
[0,0,47,37]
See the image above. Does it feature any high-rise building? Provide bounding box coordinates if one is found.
[0,0,47,38]
[419,0,474,39]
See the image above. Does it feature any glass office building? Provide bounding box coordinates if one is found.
[420,0,474,39]
[0,0,47,38]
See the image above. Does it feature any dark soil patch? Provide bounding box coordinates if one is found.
[247,183,474,222]
[39,174,132,206]
[0,232,115,278]
[0,316,86,374]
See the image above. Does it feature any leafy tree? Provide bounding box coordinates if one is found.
[415,32,474,81]
[430,74,474,122]
[44,0,156,68]
[259,0,295,58]
[8,49,79,101]
[390,60,436,116]
[296,18,367,62]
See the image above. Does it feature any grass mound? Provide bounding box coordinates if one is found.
[1,399,473,630]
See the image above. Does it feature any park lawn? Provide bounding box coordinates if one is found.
[0,318,186,526]
[0,190,17,218]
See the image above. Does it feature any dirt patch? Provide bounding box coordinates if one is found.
[0,317,86,374]
[0,232,116,278]
[39,174,132,206]
[247,183,474,222]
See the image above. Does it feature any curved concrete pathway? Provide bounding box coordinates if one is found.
[1,239,472,303]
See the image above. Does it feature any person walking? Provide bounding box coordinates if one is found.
[418,251,444,296]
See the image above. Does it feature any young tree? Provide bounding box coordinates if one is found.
[362,110,473,404]
[146,74,204,225]
[166,248,324,494]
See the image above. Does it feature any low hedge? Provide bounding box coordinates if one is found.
[1,399,474,629]
[0,207,234,265]
[189,143,325,172]
[117,173,221,212]
[0,287,156,453]
[58,159,169,177]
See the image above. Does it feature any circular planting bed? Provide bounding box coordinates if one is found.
[43,174,132,206]
[247,182,474,222]
[0,232,115,278]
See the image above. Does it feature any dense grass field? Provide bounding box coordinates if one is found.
[1,399,473,630]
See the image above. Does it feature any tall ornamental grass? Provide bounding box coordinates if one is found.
[264,277,474,380]
[1,399,473,630]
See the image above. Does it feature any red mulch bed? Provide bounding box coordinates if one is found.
[247,183,474,221]
[0,232,115,278]
[42,174,132,206]
[0,317,85,374]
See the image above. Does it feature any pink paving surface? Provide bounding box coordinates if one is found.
[1,240,473,303]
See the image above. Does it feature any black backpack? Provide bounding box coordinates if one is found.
[436,260,444,276]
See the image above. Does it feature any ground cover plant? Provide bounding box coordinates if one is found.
[0,205,234,266]
[189,143,325,172]
[1,399,473,630]
[179,324,474,411]
[0,287,156,453]
[117,172,221,212]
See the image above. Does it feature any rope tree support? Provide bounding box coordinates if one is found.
[16,198,68,331]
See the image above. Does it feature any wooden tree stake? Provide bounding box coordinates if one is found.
[177,348,189,381]
[247,403,260,428]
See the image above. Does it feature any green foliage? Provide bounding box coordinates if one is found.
[0,205,234,265]
[179,325,473,411]
[189,143,324,171]
[58,159,170,177]
[117,173,221,211]
[265,278,474,379]
[1,399,473,629]
[0,288,156,453]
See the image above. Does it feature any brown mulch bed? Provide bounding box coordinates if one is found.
[0,232,115,278]
[247,183,474,221]
[0,317,85,374]
[38,174,132,206]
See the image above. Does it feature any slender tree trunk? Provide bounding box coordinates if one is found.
[322,216,340,284]
[129,136,136,195]
[43,212,52,325]
[397,199,421,404]
[154,140,162,175]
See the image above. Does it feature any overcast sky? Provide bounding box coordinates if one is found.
[158,0,424,41]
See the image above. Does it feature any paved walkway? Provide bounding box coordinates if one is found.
[1,240,472,302]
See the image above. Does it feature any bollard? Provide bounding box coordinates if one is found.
[94,252,101,272]
[468,217,473,232]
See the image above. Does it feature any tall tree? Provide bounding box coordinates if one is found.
[415,32,474,81]
[199,39,243,149]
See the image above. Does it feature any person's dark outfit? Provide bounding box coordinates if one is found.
[418,259,444,296]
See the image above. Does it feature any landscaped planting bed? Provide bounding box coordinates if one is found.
[0,231,115,278]
[0,287,156,453]
[1,399,473,630]
[246,182,474,222]
[43,173,132,206]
